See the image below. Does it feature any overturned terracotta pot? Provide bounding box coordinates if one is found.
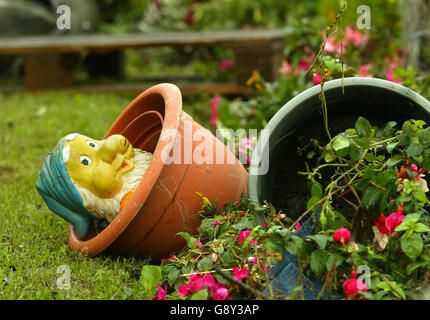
[68,83,248,260]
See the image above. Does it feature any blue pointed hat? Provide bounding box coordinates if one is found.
[36,134,96,239]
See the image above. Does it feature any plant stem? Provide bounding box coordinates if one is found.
[213,267,271,300]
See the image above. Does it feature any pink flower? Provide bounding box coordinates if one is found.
[211,220,222,226]
[183,7,194,25]
[153,284,167,300]
[233,266,248,282]
[385,212,405,234]
[262,221,267,230]
[212,287,230,300]
[248,257,258,265]
[210,96,221,127]
[161,255,176,263]
[298,59,310,72]
[238,230,258,246]
[220,60,234,71]
[386,69,402,83]
[345,26,369,47]
[313,71,322,85]
[280,60,293,76]
[196,239,203,247]
[325,37,344,55]
[375,214,389,235]
[178,284,189,296]
[333,228,351,244]
[342,271,367,299]
[296,222,302,230]
[357,64,373,77]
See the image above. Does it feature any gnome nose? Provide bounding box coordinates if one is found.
[97,135,123,163]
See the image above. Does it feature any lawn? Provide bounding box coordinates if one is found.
[0,90,212,299]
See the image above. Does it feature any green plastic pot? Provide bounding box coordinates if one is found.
[248,77,430,205]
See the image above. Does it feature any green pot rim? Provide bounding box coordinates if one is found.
[248,76,430,204]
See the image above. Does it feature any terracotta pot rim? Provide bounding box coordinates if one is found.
[68,83,183,255]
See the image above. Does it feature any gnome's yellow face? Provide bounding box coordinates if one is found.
[64,134,135,199]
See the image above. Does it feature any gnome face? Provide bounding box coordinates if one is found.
[63,134,136,199]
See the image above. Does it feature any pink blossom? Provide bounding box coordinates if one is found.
[280,60,293,76]
[279,213,286,219]
[220,60,235,71]
[262,221,267,230]
[238,230,258,246]
[342,271,367,299]
[248,257,258,265]
[375,214,390,235]
[333,228,351,244]
[313,71,322,85]
[212,287,230,300]
[325,37,344,55]
[178,284,189,296]
[210,96,221,127]
[211,220,222,226]
[385,212,405,234]
[153,284,167,300]
[298,59,310,72]
[161,255,176,263]
[183,7,194,25]
[345,26,369,47]
[196,239,203,247]
[386,69,402,83]
[296,222,302,230]
[233,266,248,282]
[357,64,373,77]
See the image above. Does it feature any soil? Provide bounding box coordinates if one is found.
[272,114,388,222]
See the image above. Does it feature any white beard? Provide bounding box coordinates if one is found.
[75,149,153,222]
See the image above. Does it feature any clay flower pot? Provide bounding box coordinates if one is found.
[68,83,248,260]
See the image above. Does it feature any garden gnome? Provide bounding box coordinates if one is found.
[36,133,152,239]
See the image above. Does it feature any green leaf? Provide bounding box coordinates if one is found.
[365,153,375,162]
[190,289,208,300]
[140,265,162,300]
[402,122,415,136]
[376,169,397,188]
[406,143,423,157]
[362,186,382,210]
[397,134,411,147]
[422,149,430,171]
[387,154,402,168]
[401,234,423,260]
[285,236,306,256]
[326,253,344,270]
[167,268,181,286]
[307,234,329,250]
[333,136,350,157]
[197,256,214,272]
[349,145,361,161]
[177,232,198,249]
[407,261,430,275]
[414,222,430,233]
[306,196,321,210]
[419,127,430,147]
[355,116,372,138]
[323,148,336,162]
[386,141,399,154]
[413,189,427,203]
[311,182,323,198]
[310,250,328,278]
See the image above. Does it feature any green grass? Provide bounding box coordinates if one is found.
[0,90,212,299]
